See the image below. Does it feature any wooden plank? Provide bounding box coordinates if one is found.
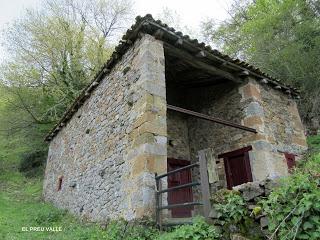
[244,152,253,182]
[155,175,160,227]
[198,150,211,219]
[167,104,257,133]
[159,179,163,230]
[159,202,203,210]
[155,176,163,230]
[159,182,200,194]
[155,163,199,180]
[218,146,253,158]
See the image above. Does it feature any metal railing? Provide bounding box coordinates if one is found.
[155,151,211,229]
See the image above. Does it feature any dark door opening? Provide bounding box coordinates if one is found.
[167,158,193,218]
[218,146,253,189]
[284,152,296,172]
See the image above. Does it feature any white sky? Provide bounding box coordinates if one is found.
[135,0,231,27]
[0,0,232,62]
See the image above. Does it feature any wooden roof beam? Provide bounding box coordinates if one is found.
[167,104,257,133]
[164,43,242,83]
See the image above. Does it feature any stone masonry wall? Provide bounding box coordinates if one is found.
[186,82,251,189]
[163,82,249,214]
[187,83,248,154]
[239,78,307,180]
[210,179,280,240]
[43,34,167,221]
[167,111,191,160]
[166,85,191,161]
[165,78,307,208]
[184,78,307,184]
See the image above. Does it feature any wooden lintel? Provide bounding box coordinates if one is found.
[167,104,257,133]
[164,43,242,83]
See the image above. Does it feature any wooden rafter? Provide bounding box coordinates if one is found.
[167,104,257,133]
[164,43,242,83]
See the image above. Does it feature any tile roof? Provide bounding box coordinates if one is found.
[45,14,299,141]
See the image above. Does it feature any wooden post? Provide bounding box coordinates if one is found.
[155,174,160,227]
[198,150,211,218]
[158,178,163,230]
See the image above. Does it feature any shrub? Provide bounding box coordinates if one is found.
[260,154,320,240]
[210,189,264,239]
[95,217,220,240]
[307,134,320,153]
[19,150,47,177]
[211,189,248,225]
[158,217,220,240]
[96,219,159,240]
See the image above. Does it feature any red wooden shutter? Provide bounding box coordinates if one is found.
[284,153,296,172]
[219,146,253,189]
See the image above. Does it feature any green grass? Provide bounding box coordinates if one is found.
[0,163,217,240]
[307,134,320,153]
[0,128,113,240]
[0,140,220,240]
[0,158,111,240]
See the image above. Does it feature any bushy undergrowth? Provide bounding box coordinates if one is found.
[208,153,320,240]
[92,217,220,240]
[261,154,320,240]
[211,189,248,225]
[158,217,220,240]
[19,150,47,177]
[307,134,320,153]
[210,190,261,239]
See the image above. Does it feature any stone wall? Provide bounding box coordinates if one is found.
[210,179,280,240]
[165,82,250,214]
[167,111,191,160]
[239,78,307,180]
[43,34,167,221]
[184,82,251,192]
[165,78,307,207]
[184,82,252,210]
[183,78,306,183]
[187,82,250,157]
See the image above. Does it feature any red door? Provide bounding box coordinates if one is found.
[218,146,253,189]
[167,158,193,218]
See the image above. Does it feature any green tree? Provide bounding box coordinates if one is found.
[0,0,133,152]
[202,0,320,133]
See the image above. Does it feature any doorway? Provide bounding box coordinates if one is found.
[167,158,193,218]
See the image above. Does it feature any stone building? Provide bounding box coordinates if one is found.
[43,15,307,221]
